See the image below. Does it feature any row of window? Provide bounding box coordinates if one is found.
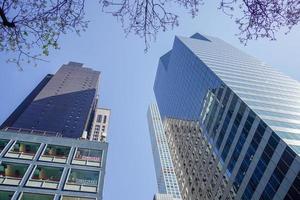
[0,162,99,193]
[0,140,102,167]
[1,190,96,200]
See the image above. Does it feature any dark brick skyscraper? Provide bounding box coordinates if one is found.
[1,62,100,138]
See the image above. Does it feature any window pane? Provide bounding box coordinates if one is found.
[20,193,54,200]
[26,166,63,189]
[72,148,102,167]
[40,145,70,163]
[0,162,28,185]
[61,196,95,200]
[64,169,99,193]
[0,140,9,152]
[0,190,14,200]
[6,141,40,160]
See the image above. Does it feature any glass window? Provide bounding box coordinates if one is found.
[0,140,9,153]
[6,141,40,160]
[0,162,28,185]
[64,169,99,193]
[61,196,95,200]
[20,193,54,200]
[26,166,63,189]
[39,145,70,163]
[0,190,14,200]
[103,116,107,123]
[72,148,102,167]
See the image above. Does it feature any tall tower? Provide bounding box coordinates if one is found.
[153,33,300,200]
[0,62,109,200]
[1,62,100,138]
[147,103,181,200]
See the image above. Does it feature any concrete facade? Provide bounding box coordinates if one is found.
[89,108,110,142]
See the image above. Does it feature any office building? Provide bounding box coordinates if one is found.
[1,62,100,138]
[0,129,107,200]
[147,103,181,199]
[153,33,300,200]
[0,62,110,200]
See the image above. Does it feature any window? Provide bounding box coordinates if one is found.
[95,125,100,131]
[0,139,9,153]
[61,196,96,200]
[72,148,102,167]
[19,193,54,200]
[0,162,28,185]
[103,115,107,123]
[0,190,14,199]
[96,115,102,123]
[6,141,40,160]
[40,145,70,163]
[64,169,99,192]
[26,166,63,189]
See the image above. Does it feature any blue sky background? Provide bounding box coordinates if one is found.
[1,1,300,199]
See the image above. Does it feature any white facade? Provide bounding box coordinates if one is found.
[90,108,111,142]
[147,103,182,199]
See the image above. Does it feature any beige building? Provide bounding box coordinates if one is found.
[89,108,111,142]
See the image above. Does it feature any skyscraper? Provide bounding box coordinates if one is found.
[0,62,109,200]
[147,103,181,200]
[1,62,100,138]
[152,33,300,200]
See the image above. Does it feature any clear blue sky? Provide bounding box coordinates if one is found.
[1,1,300,199]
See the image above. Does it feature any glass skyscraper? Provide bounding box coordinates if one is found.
[148,103,182,200]
[153,33,300,200]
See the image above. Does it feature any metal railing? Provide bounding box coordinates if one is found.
[1,127,62,137]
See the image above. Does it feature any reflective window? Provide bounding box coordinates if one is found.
[40,144,70,163]
[242,133,279,200]
[260,147,296,200]
[26,166,63,189]
[0,190,14,200]
[20,193,54,200]
[5,141,40,160]
[72,148,102,167]
[284,171,300,200]
[64,169,99,192]
[0,162,28,185]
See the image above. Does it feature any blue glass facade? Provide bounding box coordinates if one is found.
[154,33,300,199]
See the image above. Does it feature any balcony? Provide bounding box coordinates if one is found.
[64,169,99,192]
[72,148,102,167]
[39,145,70,163]
[0,190,14,199]
[26,166,63,189]
[0,162,28,185]
[5,141,40,160]
[19,193,54,200]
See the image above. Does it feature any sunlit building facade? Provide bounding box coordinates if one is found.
[148,103,182,200]
[89,108,111,142]
[154,33,300,200]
